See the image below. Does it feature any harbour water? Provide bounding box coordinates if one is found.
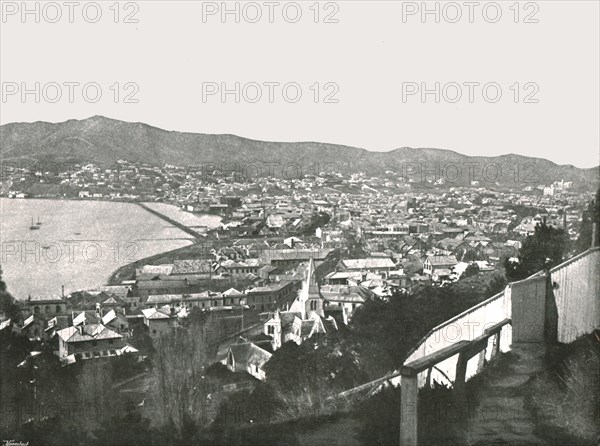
[0,198,217,299]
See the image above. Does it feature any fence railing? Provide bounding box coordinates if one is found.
[549,247,600,343]
[399,287,512,388]
[331,247,600,446]
[399,318,512,446]
[334,287,513,399]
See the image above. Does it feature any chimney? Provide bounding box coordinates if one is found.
[592,222,598,249]
[61,285,65,298]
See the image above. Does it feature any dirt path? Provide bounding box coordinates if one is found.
[464,343,547,446]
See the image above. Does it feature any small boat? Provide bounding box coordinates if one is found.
[29,217,40,230]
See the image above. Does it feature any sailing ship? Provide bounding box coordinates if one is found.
[36,216,42,226]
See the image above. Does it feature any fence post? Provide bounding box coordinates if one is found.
[490,332,501,359]
[454,351,469,395]
[400,374,418,446]
[476,348,486,373]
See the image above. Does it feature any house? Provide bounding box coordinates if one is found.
[423,255,459,279]
[0,318,11,333]
[101,309,130,335]
[0,319,12,343]
[172,259,212,275]
[101,294,128,314]
[43,315,72,340]
[222,288,245,306]
[99,285,135,300]
[214,259,261,277]
[19,314,46,341]
[56,324,128,363]
[337,258,396,278]
[225,342,272,381]
[261,248,332,269]
[244,281,297,311]
[183,291,224,309]
[321,285,374,323]
[136,265,174,277]
[323,271,363,285]
[143,294,183,309]
[141,307,175,338]
[257,265,280,280]
[266,214,285,229]
[72,310,102,326]
[25,295,69,318]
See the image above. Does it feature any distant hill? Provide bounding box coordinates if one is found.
[1,116,598,188]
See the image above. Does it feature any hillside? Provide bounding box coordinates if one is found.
[1,116,597,188]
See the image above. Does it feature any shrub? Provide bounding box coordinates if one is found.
[529,334,600,445]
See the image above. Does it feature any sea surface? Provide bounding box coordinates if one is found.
[0,198,216,299]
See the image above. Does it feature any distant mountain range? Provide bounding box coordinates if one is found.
[1,116,598,189]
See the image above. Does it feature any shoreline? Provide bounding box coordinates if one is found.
[107,203,222,285]
[1,197,222,295]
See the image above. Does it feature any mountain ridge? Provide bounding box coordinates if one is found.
[1,116,598,188]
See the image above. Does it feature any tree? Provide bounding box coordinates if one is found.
[575,187,600,253]
[302,211,331,236]
[0,266,20,321]
[152,314,219,435]
[485,274,508,297]
[265,331,367,393]
[462,262,480,279]
[504,222,568,281]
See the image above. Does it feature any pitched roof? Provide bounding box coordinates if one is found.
[101,310,117,325]
[102,295,126,305]
[0,319,11,331]
[22,315,34,329]
[229,342,272,367]
[426,255,458,266]
[264,248,331,261]
[146,294,182,304]
[279,312,302,329]
[56,324,122,343]
[140,264,174,276]
[300,320,315,337]
[73,311,101,326]
[172,259,211,274]
[99,285,132,298]
[29,294,63,303]
[324,271,363,281]
[340,258,395,269]
[322,316,338,333]
[141,308,171,320]
[320,285,373,303]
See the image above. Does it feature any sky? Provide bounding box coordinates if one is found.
[1,0,599,168]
